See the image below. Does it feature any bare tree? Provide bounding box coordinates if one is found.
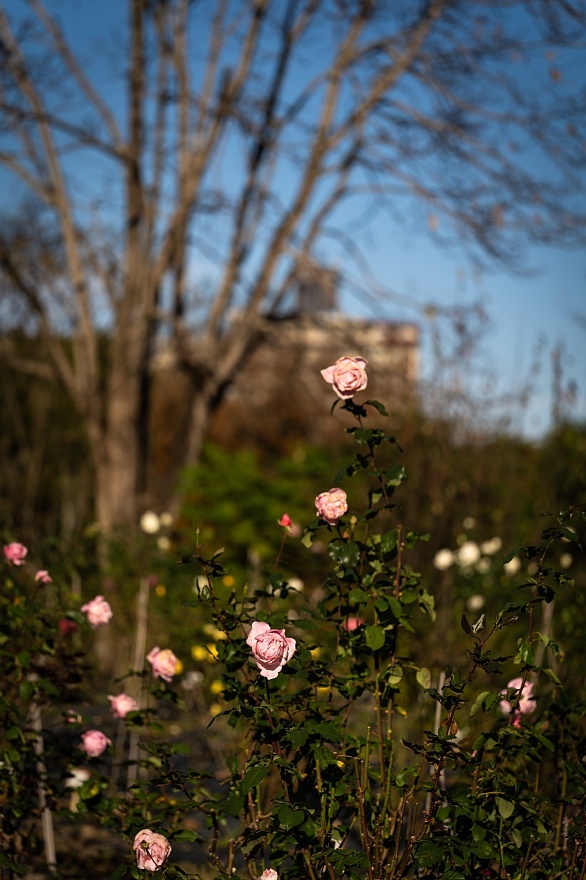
[0,0,584,533]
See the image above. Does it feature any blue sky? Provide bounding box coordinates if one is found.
[2,0,585,440]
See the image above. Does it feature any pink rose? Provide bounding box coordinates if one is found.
[260,871,278,880]
[247,621,296,680]
[315,488,348,525]
[320,356,368,399]
[147,646,179,682]
[500,676,536,728]
[342,616,364,632]
[80,595,113,629]
[108,693,139,719]
[3,542,28,566]
[133,829,172,872]
[81,729,111,757]
[278,513,292,528]
[34,570,52,584]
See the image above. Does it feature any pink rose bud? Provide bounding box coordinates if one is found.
[500,676,536,728]
[315,488,348,525]
[34,570,52,584]
[320,355,368,399]
[80,595,113,629]
[260,871,278,880]
[108,693,139,719]
[133,829,172,872]
[81,729,111,757]
[3,542,28,566]
[247,621,296,680]
[342,616,364,632]
[147,646,179,682]
[278,513,293,528]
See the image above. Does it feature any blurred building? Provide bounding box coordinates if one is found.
[208,270,420,449]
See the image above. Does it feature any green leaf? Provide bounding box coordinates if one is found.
[242,762,269,793]
[560,527,579,543]
[109,866,127,880]
[276,805,305,830]
[496,797,514,819]
[381,529,398,553]
[469,691,491,719]
[348,588,368,605]
[387,665,403,685]
[416,667,431,690]
[365,625,385,651]
[416,840,444,867]
[386,465,407,487]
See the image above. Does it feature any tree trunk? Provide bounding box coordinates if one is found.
[93,373,142,534]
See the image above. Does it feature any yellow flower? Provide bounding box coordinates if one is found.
[206,643,219,662]
[191,645,207,662]
[175,659,184,675]
[209,680,224,695]
[155,584,166,597]
[203,623,226,640]
[222,575,236,588]
[209,703,223,717]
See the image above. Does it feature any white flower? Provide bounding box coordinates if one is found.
[456,541,481,568]
[65,768,90,790]
[475,558,491,574]
[466,594,485,612]
[462,516,476,530]
[559,553,573,570]
[157,536,170,551]
[160,511,174,527]
[480,537,502,555]
[433,549,454,571]
[140,511,160,534]
[503,556,521,576]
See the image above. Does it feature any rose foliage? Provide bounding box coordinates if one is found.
[1,358,586,880]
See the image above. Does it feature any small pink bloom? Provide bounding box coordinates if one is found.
[81,729,111,757]
[278,513,293,528]
[59,618,78,636]
[147,646,179,682]
[80,595,112,629]
[34,570,52,584]
[247,621,296,680]
[65,709,82,724]
[343,616,364,632]
[320,356,368,399]
[133,829,172,872]
[500,676,536,727]
[108,693,139,719]
[260,871,278,880]
[3,542,28,566]
[315,488,348,525]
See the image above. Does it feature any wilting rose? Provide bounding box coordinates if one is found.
[247,621,296,680]
[108,693,139,719]
[34,569,52,584]
[133,829,172,872]
[260,870,278,880]
[3,542,28,566]
[500,676,536,728]
[315,488,348,525]
[81,729,111,757]
[320,356,368,399]
[147,646,179,682]
[80,595,113,629]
